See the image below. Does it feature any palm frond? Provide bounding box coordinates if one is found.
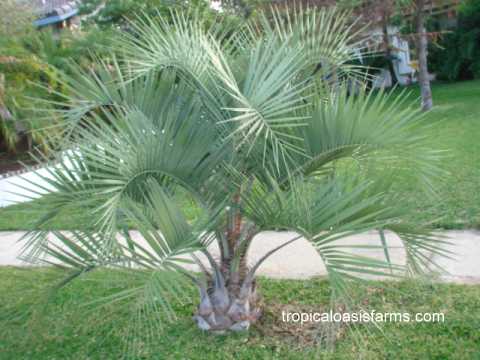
[299,86,445,185]
[245,5,369,82]
[206,33,311,172]
[31,180,208,341]
[18,72,227,259]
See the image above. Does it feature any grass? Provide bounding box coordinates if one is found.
[0,199,86,231]
[0,191,202,231]
[0,267,479,359]
[0,79,479,230]
[394,80,480,229]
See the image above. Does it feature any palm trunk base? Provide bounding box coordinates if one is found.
[193,281,261,333]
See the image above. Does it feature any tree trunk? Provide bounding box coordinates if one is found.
[193,278,261,333]
[193,192,261,333]
[415,0,433,111]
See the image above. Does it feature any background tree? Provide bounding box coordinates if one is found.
[342,0,440,110]
[0,0,35,152]
[79,0,213,28]
[18,7,445,351]
[400,0,459,110]
[0,1,118,156]
[428,0,480,81]
[413,0,433,110]
[0,0,35,38]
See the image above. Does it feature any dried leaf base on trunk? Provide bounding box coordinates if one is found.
[193,280,262,333]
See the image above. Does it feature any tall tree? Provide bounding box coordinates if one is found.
[414,0,433,110]
[342,0,437,109]
[401,0,455,110]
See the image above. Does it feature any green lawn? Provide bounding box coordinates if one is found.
[0,80,479,230]
[396,80,480,229]
[0,267,478,359]
[0,199,87,231]
[0,191,202,231]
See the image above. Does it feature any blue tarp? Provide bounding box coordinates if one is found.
[34,8,78,27]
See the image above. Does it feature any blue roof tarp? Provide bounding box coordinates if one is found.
[34,8,78,27]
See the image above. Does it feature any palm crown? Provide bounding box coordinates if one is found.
[19,6,447,335]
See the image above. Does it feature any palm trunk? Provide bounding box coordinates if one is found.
[415,0,433,111]
[193,277,261,333]
[193,233,262,333]
[193,224,302,332]
[194,194,261,333]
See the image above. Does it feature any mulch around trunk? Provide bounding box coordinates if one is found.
[252,301,349,348]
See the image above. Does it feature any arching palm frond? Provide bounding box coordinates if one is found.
[246,5,369,82]
[19,70,228,260]
[300,87,444,181]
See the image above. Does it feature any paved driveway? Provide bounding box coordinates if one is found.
[1,230,479,283]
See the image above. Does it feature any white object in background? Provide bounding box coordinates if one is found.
[0,166,55,207]
[392,36,415,76]
[0,151,78,208]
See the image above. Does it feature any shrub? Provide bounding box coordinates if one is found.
[429,0,480,81]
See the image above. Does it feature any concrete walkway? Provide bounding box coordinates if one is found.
[1,230,479,284]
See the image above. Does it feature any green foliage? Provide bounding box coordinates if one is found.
[23,28,114,72]
[0,0,37,152]
[80,0,214,28]
[0,0,35,38]
[0,46,62,153]
[429,0,480,81]
[0,24,115,153]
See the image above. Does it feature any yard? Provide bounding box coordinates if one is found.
[397,80,480,229]
[1,80,479,230]
[1,0,479,358]
[0,267,479,359]
[1,80,480,359]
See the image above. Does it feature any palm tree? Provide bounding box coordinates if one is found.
[19,6,448,336]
